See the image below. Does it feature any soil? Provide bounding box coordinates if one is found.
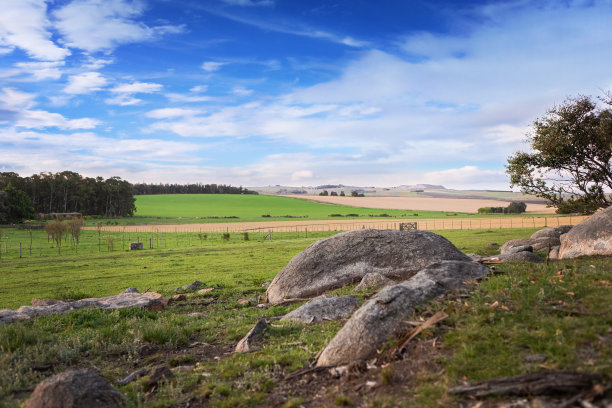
[289,195,555,214]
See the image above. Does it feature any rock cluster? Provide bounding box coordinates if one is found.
[0,289,168,326]
[266,229,472,304]
[316,261,489,366]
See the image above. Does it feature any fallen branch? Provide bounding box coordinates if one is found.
[394,311,448,355]
[283,365,332,381]
[116,368,147,386]
[449,371,604,397]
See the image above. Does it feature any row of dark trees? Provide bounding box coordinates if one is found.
[132,183,257,195]
[0,171,136,220]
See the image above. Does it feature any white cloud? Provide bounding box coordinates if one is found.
[232,86,253,96]
[146,108,202,119]
[0,0,70,61]
[165,93,214,103]
[16,110,99,130]
[64,72,108,94]
[110,81,163,94]
[52,0,183,52]
[291,170,313,181]
[190,85,208,93]
[0,88,37,109]
[201,61,227,72]
[105,95,142,106]
[14,61,65,80]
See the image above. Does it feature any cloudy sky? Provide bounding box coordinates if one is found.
[1,0,611,189]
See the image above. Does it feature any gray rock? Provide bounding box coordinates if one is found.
[235,318,267,353]
[266,229,472,304]
[122,287,139,294]
[549,246,560,260]
[353,272,395,292]
[147,365,174,388]
[24,369,125,408]
[499,251,543,263]
[281,295,359,324]
[504,245,533,255]
[316,261,489,367]
[557,206,612,259]
[500,237,560,253]
[530,225,573,239]
[176,280,206,293]
[0,292,168,326]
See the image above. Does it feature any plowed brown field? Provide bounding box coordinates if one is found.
[286,195,555,213]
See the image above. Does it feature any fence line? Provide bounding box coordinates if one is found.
[88,215,587,234]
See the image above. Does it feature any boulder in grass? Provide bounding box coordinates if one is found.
[557,206,612,259]
[281,295,359,324]
[266,229,472,304]
[316,261,490,367]
[175,280,206,293]
[500,237,560,253]
[24,369,125,408]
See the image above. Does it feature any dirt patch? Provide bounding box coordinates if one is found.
[265,337,446,407]
[288,195,555,214]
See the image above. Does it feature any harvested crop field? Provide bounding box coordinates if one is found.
[93,215,587,233]
[287,195,555,213]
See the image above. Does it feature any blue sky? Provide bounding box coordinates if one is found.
[1,0,611,189]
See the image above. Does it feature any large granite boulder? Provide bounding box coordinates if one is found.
[266,229,472,304]
[24,369,125,408]
[281,295,359,324]
[557,206,612,259]
[316,261,490,367]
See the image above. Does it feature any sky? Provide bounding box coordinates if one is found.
[1,0,611,190]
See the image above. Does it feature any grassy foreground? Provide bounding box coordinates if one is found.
[1,228,610,407]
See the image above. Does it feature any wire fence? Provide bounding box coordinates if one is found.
[0,215,587,260]
[88,215,587,234]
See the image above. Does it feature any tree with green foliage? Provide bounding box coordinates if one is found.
[3,183,35,223]
[506,95,612,214]
[44,220,68,254]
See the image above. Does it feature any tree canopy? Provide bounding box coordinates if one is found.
[506,95,612,214]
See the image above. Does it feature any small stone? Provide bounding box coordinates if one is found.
[122,287,139,294]
[197,288,214,295]
[172,294,187,301]
[261,281,271,287]
[187,312,207,318]
[235,318,267,353]
[524,354,547,363]
[237,298,250,305]
[171,365,195,372]
[147,365,174,388]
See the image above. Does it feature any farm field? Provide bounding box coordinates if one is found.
[130,194,472,223]
[1,227,610,407]
[289,194,555,213]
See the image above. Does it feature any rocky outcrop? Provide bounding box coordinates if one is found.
[0,289,168,326]
[557,206,612,259]
[316,261,490,367]
[24,369,125,408]
[281,295,359,324]
[266,230,472,304]
[353,272,394,292]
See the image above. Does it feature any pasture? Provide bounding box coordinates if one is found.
[1,226,610,407]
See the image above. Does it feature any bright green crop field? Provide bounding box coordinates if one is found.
[124,194,543,225]
[133,194,448,221]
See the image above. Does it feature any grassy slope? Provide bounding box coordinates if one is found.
[1,228,610,407]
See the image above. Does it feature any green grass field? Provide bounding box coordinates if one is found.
[130,194,467,223]
[1,227,610,407]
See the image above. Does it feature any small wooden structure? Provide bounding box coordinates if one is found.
[129,242,144,250]
[399,222,418,231]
